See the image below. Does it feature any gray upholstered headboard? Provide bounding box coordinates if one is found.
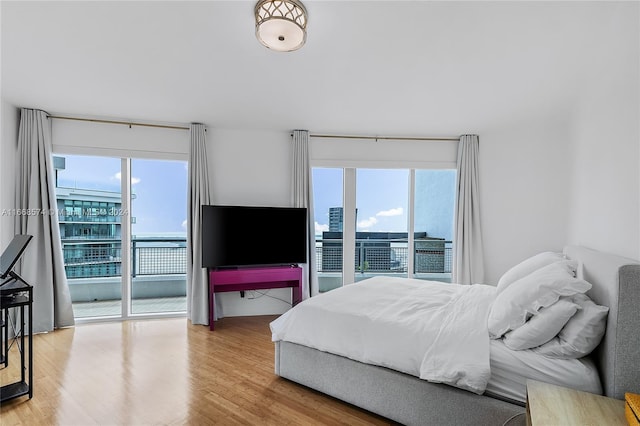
[564,245,640,400]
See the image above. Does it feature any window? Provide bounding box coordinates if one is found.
[313,167,455,292]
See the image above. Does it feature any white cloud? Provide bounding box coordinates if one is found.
[357,216,378,229]
[315,221,329,234]
[181,219,187,229]
[113,172,141,185]
[376,207,403,217]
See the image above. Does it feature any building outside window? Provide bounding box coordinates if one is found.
[57,188,123,279]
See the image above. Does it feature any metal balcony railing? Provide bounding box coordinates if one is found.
[132,238,187,277]
[62,237,187,279]
[62,236,450,280]
[315,238,452,274]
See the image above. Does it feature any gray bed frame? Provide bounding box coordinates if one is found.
[274,245,640,425]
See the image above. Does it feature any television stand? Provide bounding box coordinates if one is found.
[208,265,302,331]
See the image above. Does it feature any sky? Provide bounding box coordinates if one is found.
[313,168,411,235]
[55,154,188,236]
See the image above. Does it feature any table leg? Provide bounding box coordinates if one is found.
[209,283,215,331]
[292,280,302,306]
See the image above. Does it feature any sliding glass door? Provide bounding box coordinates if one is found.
[53,154,187,320]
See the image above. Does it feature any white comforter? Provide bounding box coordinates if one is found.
[270,276,497,394]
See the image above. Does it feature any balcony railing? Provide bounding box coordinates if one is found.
[132,238,187,277]
[62,236,450,279]
[62,237,187,279]
[315,238,452,274]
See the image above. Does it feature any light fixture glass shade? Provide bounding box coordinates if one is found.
[255,0,307,52]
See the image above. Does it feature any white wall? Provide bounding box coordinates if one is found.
[208,128,291,207]
[0,101,18,249]
[481,2,640,282]
[566,7,640,261]
[568,89,639,261]
[479,117,573,284]
[207,128,295,316]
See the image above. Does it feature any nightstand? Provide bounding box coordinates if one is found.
[526,380,625,425]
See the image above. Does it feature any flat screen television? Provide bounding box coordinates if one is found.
[201,205,307,269]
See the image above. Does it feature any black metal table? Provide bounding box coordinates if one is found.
[0,276,33,402]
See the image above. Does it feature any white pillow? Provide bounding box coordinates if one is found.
[497,252,567,293]
[533,294,609,359]
[502,298,580,350]
[488,260,591,339]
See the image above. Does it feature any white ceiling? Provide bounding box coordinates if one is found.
[0,1,628,135]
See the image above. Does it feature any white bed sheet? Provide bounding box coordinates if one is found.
[486,339,602,403]
[271,276,497,394]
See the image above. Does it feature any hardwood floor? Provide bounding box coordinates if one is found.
[0,316,393,425]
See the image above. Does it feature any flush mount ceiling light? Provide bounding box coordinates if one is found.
[255,0,307,52]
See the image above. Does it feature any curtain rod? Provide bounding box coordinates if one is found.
[305,133,459,142]
[48,115,190,131]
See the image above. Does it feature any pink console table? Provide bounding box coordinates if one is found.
[208,266,303,331]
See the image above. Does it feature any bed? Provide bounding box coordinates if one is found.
[271,245,640,425]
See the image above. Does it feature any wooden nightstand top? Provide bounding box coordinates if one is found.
[526,380,626,426]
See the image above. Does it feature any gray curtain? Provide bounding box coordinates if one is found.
[291,130,317,298]
[186,123,219,324]
[453,134,484,284]
[14,108,74,332]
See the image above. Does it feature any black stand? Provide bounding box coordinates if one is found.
[0,273,33,402]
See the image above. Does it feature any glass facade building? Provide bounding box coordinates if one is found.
[56,187,123,278]
[329,207,343,232]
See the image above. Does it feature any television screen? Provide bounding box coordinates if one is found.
[201,205,308,269]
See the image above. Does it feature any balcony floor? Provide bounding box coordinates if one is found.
[73,296,186,318]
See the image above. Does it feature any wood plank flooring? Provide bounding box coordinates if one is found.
[0,316,394,425]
